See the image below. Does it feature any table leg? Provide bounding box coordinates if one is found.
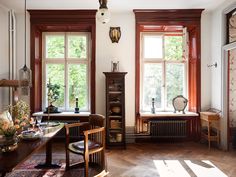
[35,139,61,169]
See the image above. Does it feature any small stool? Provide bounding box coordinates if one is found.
[200,112,220,149]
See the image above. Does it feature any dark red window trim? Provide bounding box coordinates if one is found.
[28,10,96,114]
[134,9,203,132]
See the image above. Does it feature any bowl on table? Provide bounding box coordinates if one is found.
[21,130,42,140]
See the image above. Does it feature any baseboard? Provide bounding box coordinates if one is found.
[126,126,136,143]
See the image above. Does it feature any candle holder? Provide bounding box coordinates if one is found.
[74,98,80,113]
[151,98,155,114]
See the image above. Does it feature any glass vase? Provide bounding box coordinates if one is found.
[0,135,18,153]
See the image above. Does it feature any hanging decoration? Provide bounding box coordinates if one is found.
[18,0,32,96]
[109,27,121,43]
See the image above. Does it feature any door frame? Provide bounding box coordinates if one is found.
[222,42,236,150]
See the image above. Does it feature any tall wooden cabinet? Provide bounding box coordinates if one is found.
[103,72,127,149]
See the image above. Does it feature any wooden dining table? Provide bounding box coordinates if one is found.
[0,123,64,177]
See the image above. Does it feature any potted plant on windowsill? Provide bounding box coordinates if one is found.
[44,80,60,113]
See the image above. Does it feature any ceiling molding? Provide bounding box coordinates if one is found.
[133,9,204,24]
[28,10,97,24]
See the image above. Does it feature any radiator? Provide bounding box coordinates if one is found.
[150,120,187,138]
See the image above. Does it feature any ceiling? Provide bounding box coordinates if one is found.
[0,0,226,13]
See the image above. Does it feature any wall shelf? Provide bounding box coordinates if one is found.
[0,79,19,87]
[0,79,29,87]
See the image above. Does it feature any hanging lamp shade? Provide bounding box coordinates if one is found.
[19,65,32,95]
[96,0,110,24]
[19,65,32,86]
[19,0,32,96]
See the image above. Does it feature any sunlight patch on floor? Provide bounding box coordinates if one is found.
[153,160,228,177]
[185,160,228,177]
[153,160,191,177]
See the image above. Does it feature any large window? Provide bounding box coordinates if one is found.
[141,33,187,112]
[42,32,90,111]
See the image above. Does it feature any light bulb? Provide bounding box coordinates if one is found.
[96,8,110,24]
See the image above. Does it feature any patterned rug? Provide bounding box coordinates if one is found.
[6,154,100,177]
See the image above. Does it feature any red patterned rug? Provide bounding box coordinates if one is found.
[6,154,100,177]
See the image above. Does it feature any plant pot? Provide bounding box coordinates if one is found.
[44,105,60,113]
[0,135,18,152]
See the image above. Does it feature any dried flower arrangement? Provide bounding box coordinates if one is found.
[0,100,31,138]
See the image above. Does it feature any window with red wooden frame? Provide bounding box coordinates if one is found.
[140,31,187,112]
[28,10,96,114]
[134,9,203,131]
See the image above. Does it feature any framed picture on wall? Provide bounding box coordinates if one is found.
[227,8,236,44]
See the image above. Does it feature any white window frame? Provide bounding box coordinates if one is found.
[140,32,188,112]
[42,32,91,112]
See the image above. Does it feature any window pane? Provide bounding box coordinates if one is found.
[46,64,65,108]
[68,64,88,110]
[166,63,184,108]
[164,36,183,61]
[46,35,65,58]
[68,35,87,58]
[144,35,163,58]
[142,63,163,111]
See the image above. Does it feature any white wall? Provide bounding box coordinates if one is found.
[96,12,135,126]
[0,6,30,112]
[0,5,10,111]
[201,11,212,110]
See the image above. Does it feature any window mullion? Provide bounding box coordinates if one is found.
[87,34,90,111]
[162,61,166,111]
[162,35,166,111]
[65,33,69,111]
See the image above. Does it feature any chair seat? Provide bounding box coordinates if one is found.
[69,140,102,154]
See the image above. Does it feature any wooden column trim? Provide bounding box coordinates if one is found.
[135,24,141,133]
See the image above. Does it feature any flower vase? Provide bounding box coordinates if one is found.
[0,135,18,152]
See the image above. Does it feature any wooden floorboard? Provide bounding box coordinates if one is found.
[41,141,236,177]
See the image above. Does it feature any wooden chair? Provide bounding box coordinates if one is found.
[65,114,107,177]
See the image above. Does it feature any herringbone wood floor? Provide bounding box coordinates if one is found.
[105,142,236,177]
[50,142,236,177]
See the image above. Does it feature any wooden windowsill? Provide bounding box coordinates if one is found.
[140,111,199,118]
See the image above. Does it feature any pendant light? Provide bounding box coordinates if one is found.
[96,0,111,24]
[19,0,31,95]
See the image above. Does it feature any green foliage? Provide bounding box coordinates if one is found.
[46,64,64,107]
[68,36,87,58]
[69,64,87,109]
[46,35,87,59]
[46,36,64,58]
[165,36,183,61]
[166,64,184,108]
[47,82,60,106]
